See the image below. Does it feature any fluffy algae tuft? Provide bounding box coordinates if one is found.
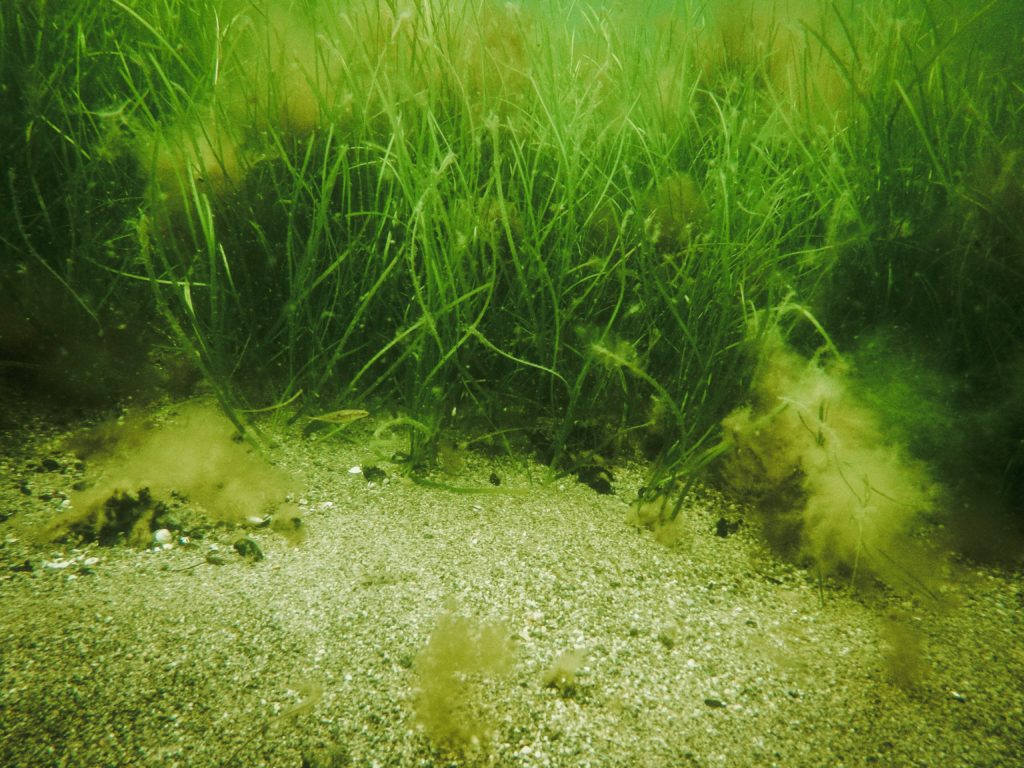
[412,601,515,756]
[45,399,298,545]
[718,330,941,591]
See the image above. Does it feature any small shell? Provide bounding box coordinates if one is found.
[153,528,173,545]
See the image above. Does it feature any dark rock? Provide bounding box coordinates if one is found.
[577,464,614,495]
[715,517,742,537]
[233,537,264,562]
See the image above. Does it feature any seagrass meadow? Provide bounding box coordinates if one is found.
[1,1,1023,766]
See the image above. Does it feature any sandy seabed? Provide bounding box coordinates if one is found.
[1,393,1022,768]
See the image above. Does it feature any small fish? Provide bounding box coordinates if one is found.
[302,409,370,438]
[306,409,369,426]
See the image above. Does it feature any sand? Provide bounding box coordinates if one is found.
[1,394,1022,767]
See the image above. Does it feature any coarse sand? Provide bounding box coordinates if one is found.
[1,394,1022,767]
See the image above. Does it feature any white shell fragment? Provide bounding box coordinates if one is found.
[153,529,173,545]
